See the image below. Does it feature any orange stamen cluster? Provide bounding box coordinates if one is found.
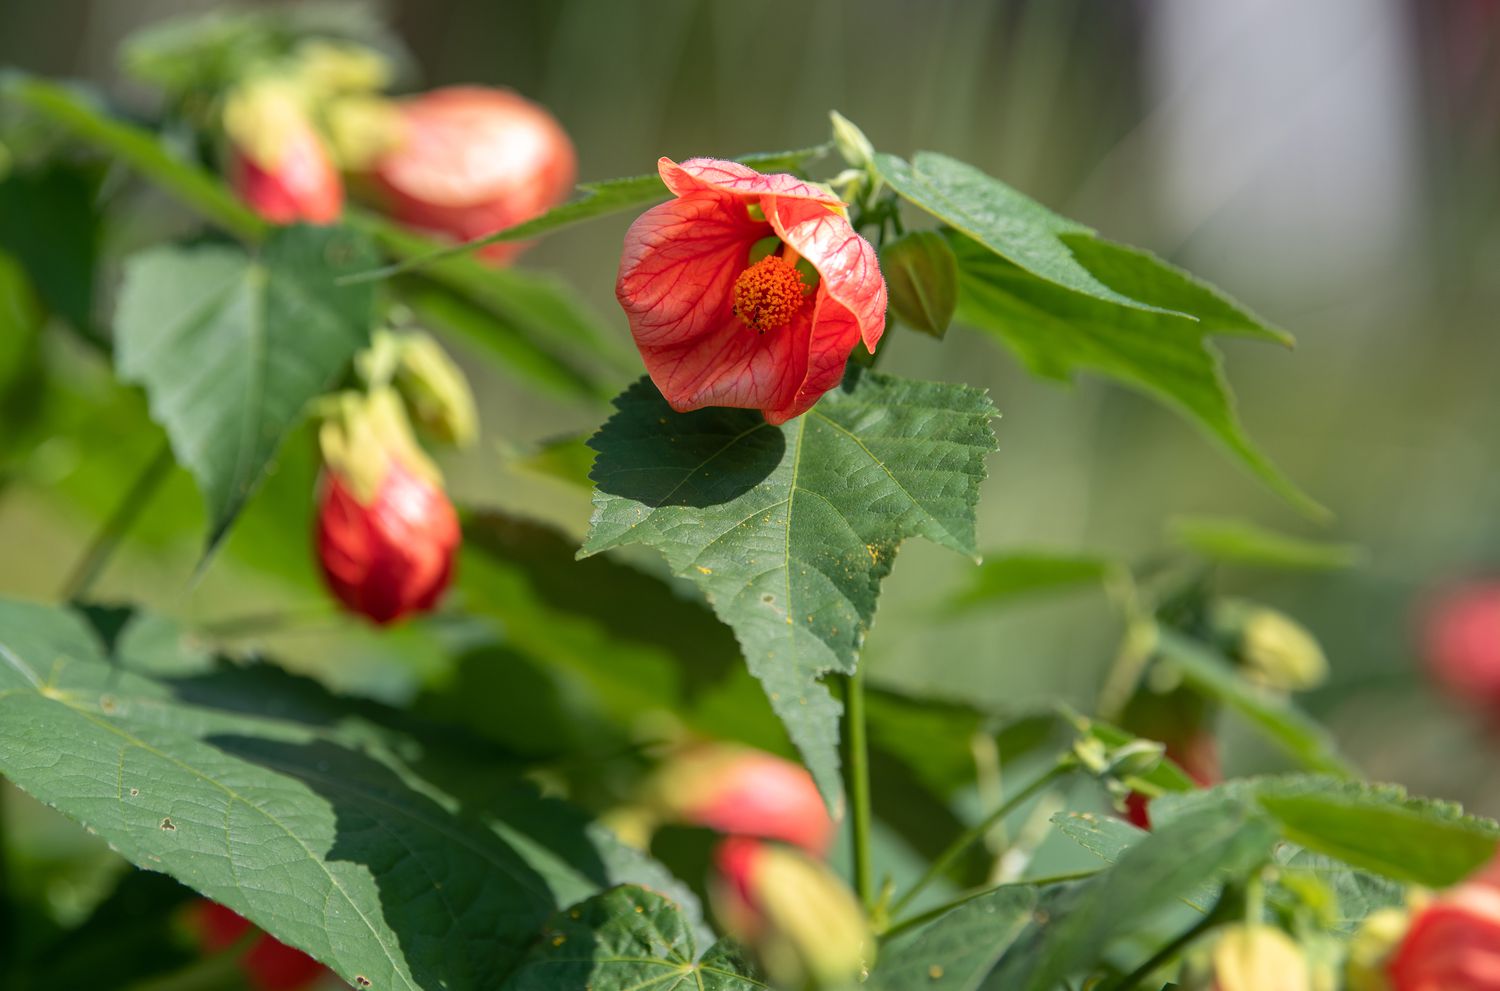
[733,255,808,333]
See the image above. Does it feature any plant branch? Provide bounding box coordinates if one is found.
[890,760,1074,918]
[61,442,175,601]
[843,665,874,909]
[1097,893,1226,991]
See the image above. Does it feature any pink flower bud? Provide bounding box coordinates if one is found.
[224,81,343,225]
[649,743,834,855]
[1421,581,1500,710]
[710,837,870,990]
[192,900,328,991]
[366,86,576,265]
[1387,880,1500,990]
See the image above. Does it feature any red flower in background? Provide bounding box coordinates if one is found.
[616,157,885,425]
[367,86,576,264]
[1387,874,1500,990]
[193,901,328,991]
[1421,581,1500,710]
[1124,730,1221,830]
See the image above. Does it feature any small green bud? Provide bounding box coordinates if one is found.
[880,231,958,339]
[830,111,875,170]
[1213,599,1328,692]
[365,330,479,448]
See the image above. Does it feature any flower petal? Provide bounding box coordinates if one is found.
[763,292,862,425]
[764,195,886,352]
[660,157,844,206]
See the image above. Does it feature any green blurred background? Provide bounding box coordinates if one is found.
[1,0,1497,837]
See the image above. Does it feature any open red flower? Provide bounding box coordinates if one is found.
[1421,581,1500,710]
[616,158,886,425]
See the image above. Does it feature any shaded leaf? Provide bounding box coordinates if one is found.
[1170,516,1364,571]
[0,598,694,991]
[114,224,378,551]
[581,371,998,806]
[1050,812,1217,911]
[947,231,1322,518]
[0,164,102,341]
[1154,629,1355,776]
[869,885,1036,991]
[502,886,763,991]
[948,551,1114,613]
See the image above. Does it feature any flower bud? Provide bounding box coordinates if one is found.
[365,86,576,265]
[224,78,343,225]
[711,838,871,990]
[1124,731,1220,829]
[1387,880,1500,990]
[291,39,392,98]
[315,389,459,625]
[1345,908,1409,991]
[1212,599,1328,692]
[646,743,834,856]
[389,331,478,447]
[829,111,875,171]
[191,900,328,991]
[879,230,958,339]
[1211,924,1311,991]
[1421,581,1500,710]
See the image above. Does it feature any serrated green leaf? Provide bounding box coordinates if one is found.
[1154,629,1355,776]
[990,805,1276,991]
[581,371,998,806]
[0,598,695,991]
[502,886,764,991]
[947,232,1323,518]
[1050,811,1218,911]
[869,885,1036,991]
[114,224,378,552]
[351,145,831,282]
[874,150,1168,313]
[947,551,1114,613]
[1170,516,1364,571]
[1273,847,1404,933]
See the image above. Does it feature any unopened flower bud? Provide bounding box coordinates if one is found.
[1213,599,1328,692]
[647,743,833,855]
[1387,880,1500,990]
[223,78,343,225]
[1212,924,1311,991]
[1123,731,1221,830]
[711,838,870,990]
[829,111,875,171]
[191,900,328,991]
[1345,908,1408,991]
[292,39,392,97]
[880,230,958,339]
[390,332,478,447]
[1421,581,1500,711]
[315,389,459,624]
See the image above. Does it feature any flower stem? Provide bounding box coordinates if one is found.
[843,665,874,909]
[60,442,175,602]
[1096,893,1226,991]
[889,760,1074,918]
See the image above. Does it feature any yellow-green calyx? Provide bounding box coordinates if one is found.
[317,387,441,504]
[290,39,393,98]
[358,330,478,448]
[323,93,405,171]
[751,845,872,990]
[222,76,311,170]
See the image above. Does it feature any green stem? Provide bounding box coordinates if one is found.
[61,442,175,601]
[1097,895,1225,991]
[844,666,874,909]
[889,761,1073,918]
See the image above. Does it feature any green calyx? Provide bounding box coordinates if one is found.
[358,329,479,448]
[317,386,441,504]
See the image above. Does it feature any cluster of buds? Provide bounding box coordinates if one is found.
[630,742,870,989]
[220,38,574,264]
[314,330,475,625]
[190,900,328,991]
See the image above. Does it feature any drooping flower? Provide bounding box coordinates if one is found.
[192,901,328,991]
[1386,878,1500,990]
[710,837,871,990]
[1421,581,1500,710]
[365,86,576,264]
[645,743,834,856]
[224,79,343,225]
[617,157,886,425]
[315,389,460,625]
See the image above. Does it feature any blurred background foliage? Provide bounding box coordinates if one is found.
[0,0,1497,883]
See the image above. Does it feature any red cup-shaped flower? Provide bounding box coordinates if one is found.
[1124,730,1221,830]
[648,743,834,856]
[315,389,460,625]
[224,80,343,225]
[617,158,886,425]
[1422,581,1500,709]
[1388,881,1500,990]
[367,86,576,265]
[192,901,328,991]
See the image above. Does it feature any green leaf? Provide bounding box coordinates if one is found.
[502,886,764,991]
[1153,628,1355,776]
[1170,516,1364,571]
[581,371,998,806]
[947,551,1114,613]
[0,598,691,991]
[874,151,1169,313]
[990,805,1276,991]
[1050,811,1217,911]
[1273,847,1404,933]
[1188,777,1499,888]
[947,232,1323,518]
[869,885,1036,991]
[114,224,378,551]
[350,145,831,282]
[0,165,102,340]
[881,230,959,339]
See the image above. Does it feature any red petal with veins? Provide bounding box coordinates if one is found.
[617,158,886,422]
